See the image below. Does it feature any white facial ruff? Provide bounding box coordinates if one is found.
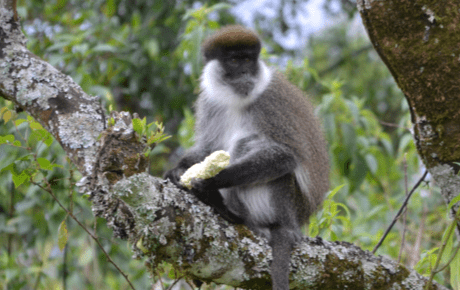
[200,59,273,109]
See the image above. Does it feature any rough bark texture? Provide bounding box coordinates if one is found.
[109,173,447,290]
[357,0,460,206]
[0,2,449,289]
[0,5,104,177]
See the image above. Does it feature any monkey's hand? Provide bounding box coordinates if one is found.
[189,177,216,205]
[190,177,244,224]
[179,150,230,189]
[163,167,187,189]
[190,177,217,193]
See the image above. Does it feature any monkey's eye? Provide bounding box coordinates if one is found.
[227,58,239,66]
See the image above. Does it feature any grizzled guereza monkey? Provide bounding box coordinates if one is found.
[164,25,329,290]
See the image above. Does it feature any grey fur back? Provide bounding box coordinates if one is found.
[248,71,329,219]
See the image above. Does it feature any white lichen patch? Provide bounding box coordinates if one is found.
[77,145,99,176]
[356,0,373,10]
[13,58,58,109]
[180,150,230,189]
[422,6,436,23]
[58,112,103,149]
[190,246,246,285]
[431,164,460,208]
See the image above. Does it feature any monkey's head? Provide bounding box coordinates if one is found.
[202,25,263,97]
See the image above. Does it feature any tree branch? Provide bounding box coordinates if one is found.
[0,6,105,177]
[110,173,448,289]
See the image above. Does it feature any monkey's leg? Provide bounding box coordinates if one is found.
[191,186,244,224]
[269,226,296,290]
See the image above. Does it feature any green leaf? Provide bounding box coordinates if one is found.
[58,219,68,252]
[37,158,52,170]
[365,154,378,174]
[29,120,43,130]
[145,39,160,60]
[380,136,394,156]
[0,106,8,115]
[327,184,345,199]
[46,41,71,52]
[0,135,15,144]
[92,44,117,53]
[178,108,196,148]
[341,123,356,155]
[0,162,15,173]
[207,3,232,12]
[2,110,12,123]
[451,250,460,290]
[448,194,460,209]
[147,133,171,145]
[103,0,116,17]
[12,171,29,188]
[78,247,94,266]
[131,12,141,29]
[132,118,144,136]
[398,134,413,152]
[349,155,367,191]
[136,236,148,254]
[37,158,63,171]
[14,119,26,126]
[440,232,454,265]
[308,216,319,237]
[31,129,54,146]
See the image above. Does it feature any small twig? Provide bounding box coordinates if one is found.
[63,244,68,290]
[378,121,401,128]
[435,241,460,273]
[154,268,166,290]
[372,170,428,254]
[398,155,409,263]
[7,182,14,256]
[185,279,196,289]
[378,120,411,132]
[167,276,186,290]
[318,44,373,77]
[425,210,460,289]
[32,180,136,290]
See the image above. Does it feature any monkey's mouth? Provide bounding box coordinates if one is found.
[237,82,255,96]
[226,77,255,97]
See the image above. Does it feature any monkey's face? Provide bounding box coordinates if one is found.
[220,51,259,97]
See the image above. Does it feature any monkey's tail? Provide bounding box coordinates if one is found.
[270,227,295,290]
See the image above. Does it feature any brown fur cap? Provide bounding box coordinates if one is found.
[202,25,261,62]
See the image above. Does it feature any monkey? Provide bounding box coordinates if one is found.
[164,25,329,290]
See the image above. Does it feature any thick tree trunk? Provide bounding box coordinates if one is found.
[357,0,460,207]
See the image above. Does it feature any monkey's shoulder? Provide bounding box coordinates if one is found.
[262,71,315,111]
